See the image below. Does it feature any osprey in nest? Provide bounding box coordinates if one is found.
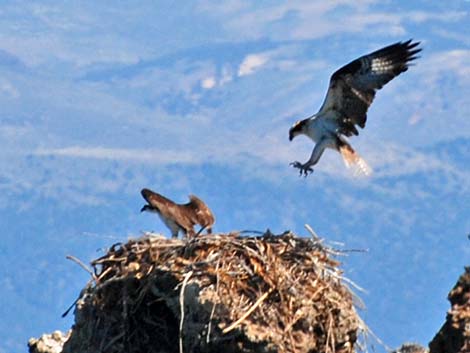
[289,40,421,177]
[140,188,215,238]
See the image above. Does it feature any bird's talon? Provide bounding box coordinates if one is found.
[290,161,313,177]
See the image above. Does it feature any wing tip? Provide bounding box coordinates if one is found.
[404,39,423,58]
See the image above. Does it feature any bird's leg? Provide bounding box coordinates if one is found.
[195,226,207,237]
[290,140,327,177]
[186,228,196,238]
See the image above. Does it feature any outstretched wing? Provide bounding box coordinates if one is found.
[318,40,421,136]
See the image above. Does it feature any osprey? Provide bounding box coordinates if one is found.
[140,188,215,238]
[289,40,421,176]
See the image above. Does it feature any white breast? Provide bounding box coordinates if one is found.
[158,213,181,235]
[305,113,337,143]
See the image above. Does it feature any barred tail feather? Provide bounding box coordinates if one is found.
[339,145,373,177]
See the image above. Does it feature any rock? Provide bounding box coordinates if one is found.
[28,331,70,353]
[429,267,470,353]
[392,343,428,353]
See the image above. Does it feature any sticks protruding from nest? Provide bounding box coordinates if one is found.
[66,255,96,281]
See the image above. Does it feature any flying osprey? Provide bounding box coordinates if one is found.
[140,188,215,238]
[289,40,421,176]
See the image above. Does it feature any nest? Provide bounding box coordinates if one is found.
[62,231,364,353]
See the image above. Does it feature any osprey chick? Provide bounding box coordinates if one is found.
[140,188,215,238]
[289,40,421,177]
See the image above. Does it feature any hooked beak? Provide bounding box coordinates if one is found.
[289,128,295,141]
[140,205,148,212]
[289,119,305,141]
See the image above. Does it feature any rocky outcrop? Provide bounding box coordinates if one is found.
[28,331,70,353]
[429,267,470,353]
[392,343,428,353]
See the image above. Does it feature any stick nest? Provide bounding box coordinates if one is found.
[62,231,363,353]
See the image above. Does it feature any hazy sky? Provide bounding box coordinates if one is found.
[0,1,469,352]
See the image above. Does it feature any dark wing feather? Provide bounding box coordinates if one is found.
[319,40,421,136]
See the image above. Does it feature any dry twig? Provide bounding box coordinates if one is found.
[179,270,193,353]
[66,255,96,281]
[222,287,273,334]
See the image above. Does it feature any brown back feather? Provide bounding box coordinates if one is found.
[141,188,215,236]
[185,194,215,229]
[141,188,195,233]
